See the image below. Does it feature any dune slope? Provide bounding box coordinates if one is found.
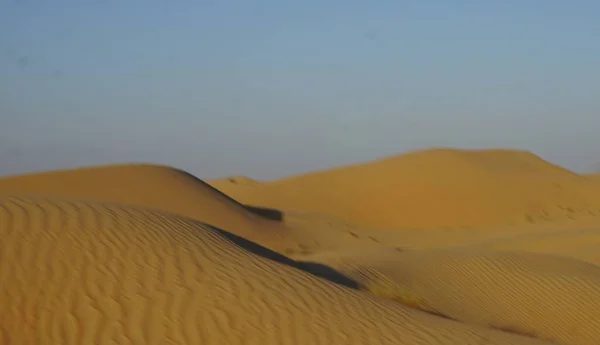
[0,195,553,345]
[585,173,600,182]
[312,248,600,345]
[0,164,285,247]
[213,148,600,229]
[472,225,600,265]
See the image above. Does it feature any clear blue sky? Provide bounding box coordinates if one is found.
[1,1,599,179]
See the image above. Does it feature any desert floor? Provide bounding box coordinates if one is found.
[1,148,600,345]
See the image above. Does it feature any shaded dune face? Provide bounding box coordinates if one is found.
[318,249,600,345]
[0,196,552,345]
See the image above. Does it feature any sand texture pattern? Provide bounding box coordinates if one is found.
[0,164,287,250]
[312,248,600,345]
[3,148,600,345]
[0,195,553,345]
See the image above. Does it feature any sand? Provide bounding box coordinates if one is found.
[307,248,600,345]
[2,147,600,344]
[0,164,288,250]
[209,148,600,230]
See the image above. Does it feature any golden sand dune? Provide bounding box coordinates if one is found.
[0,164,286,248]
[3,150,600,345]
[310,248,600,345]
[210,148,600,229]
[0,195,553,345]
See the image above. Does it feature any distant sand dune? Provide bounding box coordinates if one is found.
[313,248,600,345]
[0,195,553,345]
[211,148,600,229]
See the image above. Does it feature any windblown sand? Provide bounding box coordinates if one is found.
[1,148,600,344]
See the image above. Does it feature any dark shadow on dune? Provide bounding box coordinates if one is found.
[211,227,459,321]
[242,205,284,221]
[489,324,539,339]
[208,224,359,290]
[174,169,285,222]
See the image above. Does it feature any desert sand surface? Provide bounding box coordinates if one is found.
[2,148,600,344]
[209,148,600,230]
[0,164,290,251]
[0,196,554,345]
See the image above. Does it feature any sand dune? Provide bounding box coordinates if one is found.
[309,248,600,345]
[0,195,553,345]
[210,148,600,229]
[0,164,287,249]
[3,148,600,344]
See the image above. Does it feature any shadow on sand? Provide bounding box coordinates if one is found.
[209,224,359,290]
[175,169,285,222]
[242,205,284,221]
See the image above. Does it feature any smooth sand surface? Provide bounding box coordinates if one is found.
[209,148,600,230]
[2,148,600,344]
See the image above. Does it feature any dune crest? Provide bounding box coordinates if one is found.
[211,148,600,229]
[0,164,286,249]
[210,175,261,186]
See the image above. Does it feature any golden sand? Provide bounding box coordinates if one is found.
[2,147,600,344]
[0,196,551,345]
[209,148,600,230]
[309,248,600,345]
[0,164,287,250]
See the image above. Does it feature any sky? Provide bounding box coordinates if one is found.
[0,1,599,180]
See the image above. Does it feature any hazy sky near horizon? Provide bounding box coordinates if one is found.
[1,1,599,180]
